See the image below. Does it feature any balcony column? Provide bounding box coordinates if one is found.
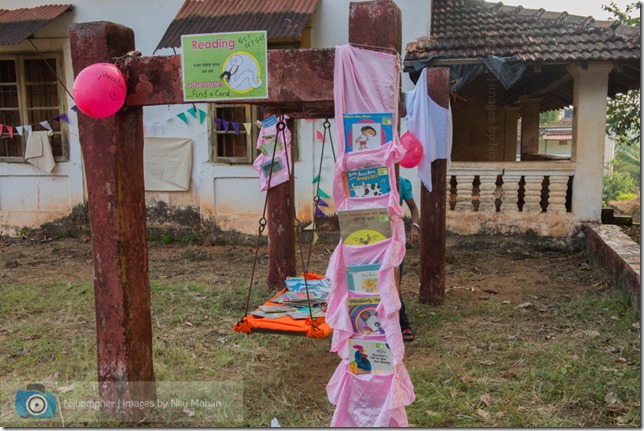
[519,97,542,159]
[568,62,613,222]
[504,105,520,161]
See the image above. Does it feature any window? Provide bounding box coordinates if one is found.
[210,104,258,163]
[0,55,67,161]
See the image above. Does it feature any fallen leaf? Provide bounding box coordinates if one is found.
[615,357,628,364]
[480,393,493,407]
[502,300,511,305]
[184,321,194,327]
[605,392,619,406]
[425,410,441,417]
[610,315,619,321]
[479,360,496,366]
[57,384,75,393]
[182,406,195,417]
[483,289,498,295]
[476,408,490,419]
[584,330,601,338]
[478,296,490,300]
[495,410,507,418]
[517,302,532,309]
[632,322,640,329]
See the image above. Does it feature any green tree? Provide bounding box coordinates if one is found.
[539,109,561,126]
[603,2,641,147]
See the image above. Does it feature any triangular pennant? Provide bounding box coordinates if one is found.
[315,207,327,219]
[214,117,222,130]
[0,124,3,135]
[232,122,240,135]
[25,125,32,135]
[312,174,320,184]
[198,109,207,124]
[222,120,229,132]
[15,126,23,136]
[53,113,70,124]
[317,197,329,207]
[40,121,52,131]
[303,222,316,231]
[176,112,189,125]
[243,123,251,134]
[316,130,324,141]
[187,107,197,118]
[255,120,262,129]
[71,105,78,112]
[317,188,330,199]
[7,126,13,138]
[313,231,319,244]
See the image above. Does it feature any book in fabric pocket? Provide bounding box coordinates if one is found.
[260,157,284,177]
[338,207,391,246]
[348,338,393,375]
[348,295,384,335]
[343,112,393,153]
[346,263,381,294]
[342,166,391,198]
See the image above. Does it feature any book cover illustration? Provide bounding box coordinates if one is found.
[258,133,283,156]
[338,207,391,246]
[343,112,393,153]
[348,296,384,335]
[260,158,284,177]
[343,166,391,198]
[348,339,394,375]
[346,264,381,293]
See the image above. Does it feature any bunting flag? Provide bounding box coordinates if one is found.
[15,126,23,136]
[0,124,3,135]
[25,125,32,135]
[255,120,262,129]
[243,123,251,134]
[40,121,52,131]
[312,174,320,184]
[222,120,229,132]
[316,130,324,141]
[187,106,197,118]
[214,117,222,130]
[198,109,207,124]
[313,231,319,244]
[176,112,189,125]
[317,188,330,199]
[71,105,78,112]
[7,126,13,138]
[232,122,240,135]
[317,197,329,207]
[315,207,327,219]
[53,113,70,124]
[303,222,316,231]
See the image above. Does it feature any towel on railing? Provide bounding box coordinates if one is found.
[25,131,55,173]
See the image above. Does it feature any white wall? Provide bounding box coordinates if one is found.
[0,0,430,234]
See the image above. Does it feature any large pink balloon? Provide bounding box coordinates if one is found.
[400,131,424,168]
[72,63,126,118]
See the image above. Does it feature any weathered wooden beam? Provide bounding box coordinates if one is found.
[118,48,336,108]
[419,68,450,305]
[70,21,155,421]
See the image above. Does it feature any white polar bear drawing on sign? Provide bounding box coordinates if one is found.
[221,53,262,93]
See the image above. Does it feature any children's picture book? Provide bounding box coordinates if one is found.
[348,339,394,375]
[258,134,283,156]
[346,264,381,293]
[338,207,391,246]
[343,112,393,152]
[348,296,384,335]
[260,158,284,177]
[343,166,391,198]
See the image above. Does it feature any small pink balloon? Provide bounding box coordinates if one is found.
[400,131,424,168]
[72,63,126,118]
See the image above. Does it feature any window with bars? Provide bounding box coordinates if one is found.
[210,104,258,163]
[0,55,67,161]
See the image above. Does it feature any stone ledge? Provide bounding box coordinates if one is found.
[583,224,641,309]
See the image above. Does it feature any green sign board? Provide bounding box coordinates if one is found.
[181,31,268,102]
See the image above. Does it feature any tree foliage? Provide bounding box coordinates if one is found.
[539,109,561,126]
[602,2,641,147]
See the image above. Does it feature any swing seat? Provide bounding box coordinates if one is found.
[233,288,332,338]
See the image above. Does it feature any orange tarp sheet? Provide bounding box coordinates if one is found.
[233,288,332,338]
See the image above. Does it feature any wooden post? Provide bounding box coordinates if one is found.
[266,116,297,289]
[70,22,155,421]
[419,68,450,305]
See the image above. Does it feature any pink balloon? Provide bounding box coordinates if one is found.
[400,131,424,168]
[72,63,126,118]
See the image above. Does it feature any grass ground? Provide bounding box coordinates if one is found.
[0,235,640,427]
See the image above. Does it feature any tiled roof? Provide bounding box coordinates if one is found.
[157,0,320,51]
[0,4,73,46]
[405,0,641,66]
